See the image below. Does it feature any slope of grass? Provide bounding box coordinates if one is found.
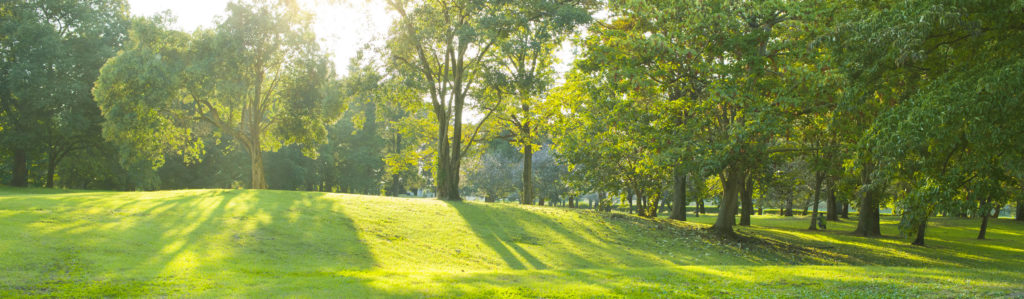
[0,187,1022,297]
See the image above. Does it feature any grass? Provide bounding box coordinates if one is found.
[0,187,1022,298]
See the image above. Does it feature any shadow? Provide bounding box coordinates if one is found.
[446,201,547,270]
[0,188,378,297]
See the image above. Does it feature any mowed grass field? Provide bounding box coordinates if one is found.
[1,187,1022,298]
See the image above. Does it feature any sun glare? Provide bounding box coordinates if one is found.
[127,0,394,76]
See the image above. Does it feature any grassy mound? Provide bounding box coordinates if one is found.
[1,187,1022,297]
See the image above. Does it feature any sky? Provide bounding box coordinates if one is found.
[127,0,394,76]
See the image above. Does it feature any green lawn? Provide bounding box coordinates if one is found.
[1,187,1022,297]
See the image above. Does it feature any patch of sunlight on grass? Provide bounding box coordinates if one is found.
[2,187,1023,297]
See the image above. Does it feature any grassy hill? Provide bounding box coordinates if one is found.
[1,188,1022,297]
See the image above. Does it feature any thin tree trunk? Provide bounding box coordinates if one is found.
[670,168,687,221]
[992,204,1002,219]
[389,133,403,196]
[809,171,824,230]
[11,148,28,187]
[784,197,794,217]
[978,197,990,239]
[44,149,59,188]
[522,134,534,205]
[740,173,753,226]
[841,202,849,219]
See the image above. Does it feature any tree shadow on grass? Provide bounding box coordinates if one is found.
[447,201,547,270]
[0,189,379,297]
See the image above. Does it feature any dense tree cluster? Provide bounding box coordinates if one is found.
[2,0,1022,245]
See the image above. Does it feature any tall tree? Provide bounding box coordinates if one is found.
[94,1,339,189]
[385,0,592,201]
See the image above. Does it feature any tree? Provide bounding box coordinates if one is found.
[94,2,339,189]
[484,3,591,205]
[0,0,129,187]
[385,0,592,201]
[837,0,1024,244]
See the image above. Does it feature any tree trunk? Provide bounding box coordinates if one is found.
[841,202,849,219]
[249,145,267,189]
[711,165,743,236]
[670,168,687,221]
[992,204,1002,219]
[854,161,881,237]
[389,133,403,196]
[11,148,28,187]
[740,173,753,226]
[978,197,990,239]
[784,197,794,217]
[808,171,824,231]
[826,181,838,221]
[44,148,65,188]
[522,141,534,205]
[912,217,928,246]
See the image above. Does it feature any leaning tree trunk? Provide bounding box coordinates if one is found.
[992,204,1002,219]
[11,148,28,187]
[740,173,754,226]
[670,168,687,221]
[711,166,744,236]
[808,171,824,231]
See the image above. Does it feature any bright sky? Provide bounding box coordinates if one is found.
[127,0,394,76]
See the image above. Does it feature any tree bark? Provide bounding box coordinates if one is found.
[740,173,753,226]
[978,197,990,239]
[826,181,838,221]
[784,197,794,217]
[841,202,849,219]
[44,150,59,188]
[389,133,403,196]
[711,165,743,236]
[912,217,928,246]
[11,148,28,187]
[808,171,824,230]
[854,161,881,237]
[522,141,534,205]
[992,204,1002,219]
[249,145,267,189]
[670,167,687,221]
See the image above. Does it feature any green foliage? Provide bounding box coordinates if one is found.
[0,0,130,187]
[93,1,338,189]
